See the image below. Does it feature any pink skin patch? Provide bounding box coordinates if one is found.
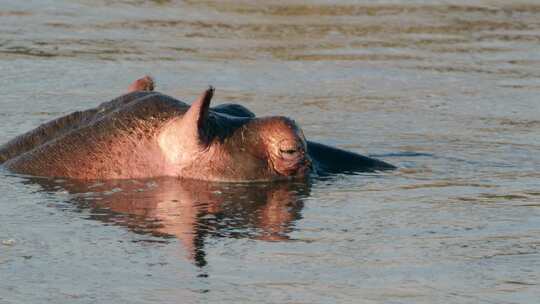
[127,76,154,93]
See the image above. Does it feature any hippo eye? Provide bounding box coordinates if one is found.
[279,147,301,160]
[277,138,304,161]
[280,148,297,154]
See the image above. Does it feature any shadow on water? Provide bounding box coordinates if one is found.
[23,176,311,268]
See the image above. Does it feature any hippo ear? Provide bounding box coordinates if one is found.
[183,86,214,145]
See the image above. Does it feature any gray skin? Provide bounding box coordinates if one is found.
[0,79,394,181]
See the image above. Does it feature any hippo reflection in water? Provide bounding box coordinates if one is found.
[0,76,394,181]
[29,176,310,267]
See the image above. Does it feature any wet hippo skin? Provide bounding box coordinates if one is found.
[0,76,394,181]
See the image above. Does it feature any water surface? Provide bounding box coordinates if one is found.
[1,1,539,303]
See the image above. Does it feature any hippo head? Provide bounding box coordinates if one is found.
[158,88,311,182]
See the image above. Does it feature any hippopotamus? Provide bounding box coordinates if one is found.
[0,76,394,182]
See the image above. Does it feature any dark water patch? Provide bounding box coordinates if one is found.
[505,59,540,66]
[0,39,145,60]
[498,84,540,90]
[425,45,512,54]
[350,37,473,51]
[477,118,540,135]
[144,0,173,4]
[277,53,422,62]
[354,35,523,56]
[401,181,497,190]
[28,111,70,117]
[96,19,537,39]
[478,33,540,43]
[370,152,434,158]
[44,22,74,29]
[455,192,540,204]
[498,118,540,128]
[411,64,540,78]
[503,281,537,286]
[187,2,540,17]
[102,0,175,5]
[474,251,539,260]
[166,46,198,53]
[0,46,59,58]
[480,193,530,201]
[0,11,32,17]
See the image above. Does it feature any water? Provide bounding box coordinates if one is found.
[1,0,539,303]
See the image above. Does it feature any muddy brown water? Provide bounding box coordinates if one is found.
[1,1,539,303]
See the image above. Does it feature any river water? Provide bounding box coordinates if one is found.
[1,1,539,303]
